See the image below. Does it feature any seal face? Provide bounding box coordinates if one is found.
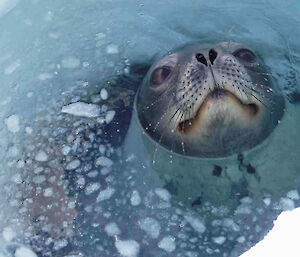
[136,42,285,158]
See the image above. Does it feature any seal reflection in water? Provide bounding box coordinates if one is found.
[130,42,285,207]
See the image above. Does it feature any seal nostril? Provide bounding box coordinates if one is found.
[195,53,207,66]
[209,49,218,65]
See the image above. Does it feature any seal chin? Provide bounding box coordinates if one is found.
[178,89,261,135]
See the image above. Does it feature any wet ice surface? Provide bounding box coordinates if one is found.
[0,0,300,256]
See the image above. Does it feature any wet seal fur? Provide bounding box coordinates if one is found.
[125,41,290,208]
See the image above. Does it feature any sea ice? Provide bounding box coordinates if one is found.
[115,239,140,257]
[158,236,176,253]
[62,102,101,118]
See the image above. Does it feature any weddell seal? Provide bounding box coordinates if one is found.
[3,41,300,256]
[125,41,289,207]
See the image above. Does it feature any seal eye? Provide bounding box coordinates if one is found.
[233,48,257,63]
[151,66,171,85]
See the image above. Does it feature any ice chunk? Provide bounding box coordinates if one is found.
[115,239,140,257]
[97,187,115,202]
[66,159,81,170]
[105,222,121,236]
[15,247,37,257]
[154,188,171,202]
[184,214,206,234]
[158,236,176,253]
[100,88,108,100]
[62,102,101,118]
[0,0,18,18]
[95,156,113,167]
[38,73,53,81]
[3,226,16,242]
[61,57,80,68]
[35,151,48,162]
[53,238,68,250]
[279,197,295,211]
[62,145,71,155]
[130,190,141,206]
[212,236,226,245]
[4,59,20,75]
[105,110,116,124]
[5,114,20,133]
[85,183,101,195]
[287,190,300,200]
[138,217,161,239]
[43,187,53,197]
[106,44,119,54]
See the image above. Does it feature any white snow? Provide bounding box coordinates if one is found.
[158,236,176,253]
[4,59,20,75]
[154,188,171,202]
[61,57,80,69]
[95,156,113,167]
[130,190,141,206]
[96,187,115,202]
[105,110,116,124]
[100,88,109,100]
[66,159,81,170]
[34,151,48,162]
[85,183,101,195]
[106,44,119,54]
[5,114,20,133]
[115,239,140,257]
[184,214,206,234]
[62,102,101,118]
[138,217,161,239]
[212,236,226,245]
[3,226,16,242]
[15,246,37,257]
[242,208,300,257]
[105,222,121,236]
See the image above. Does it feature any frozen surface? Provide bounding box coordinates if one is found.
[0,0,299,257]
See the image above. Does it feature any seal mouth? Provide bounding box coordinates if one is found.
[178,88,259,134]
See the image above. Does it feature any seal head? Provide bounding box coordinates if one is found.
[136,42,285,158]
